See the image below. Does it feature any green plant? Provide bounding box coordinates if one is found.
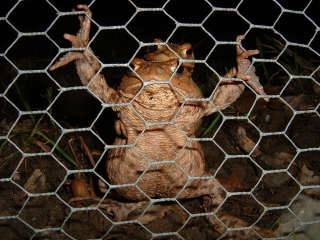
[292,228,297,240]
[40,87,53,115]
[256,35,319,86]
[201,113,221,136]
[255,37,282,85]
[14,82,35,122]
[0,116,79,169]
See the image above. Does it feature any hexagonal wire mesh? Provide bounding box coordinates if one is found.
[0,0,319,239]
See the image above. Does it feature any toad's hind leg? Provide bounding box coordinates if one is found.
[178,175,275,239]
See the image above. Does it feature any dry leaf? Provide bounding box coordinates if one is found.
[24,169,46,193]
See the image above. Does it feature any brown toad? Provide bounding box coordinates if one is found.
[50,4,273,238]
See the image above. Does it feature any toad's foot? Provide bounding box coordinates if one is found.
[206,212,276,239]
[49,4,99,72]
[98,198,149,222]
[174,176,276,239]
[115,119,128,137]
[69,193,187,224]
[236,35,269,102]
[68,196,148,222]
[98,199,188,224]
[203,197,276,239]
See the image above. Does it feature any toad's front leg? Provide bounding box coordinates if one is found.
[203,35,268,116]
[235,35,269,102]
[49,4,116,103]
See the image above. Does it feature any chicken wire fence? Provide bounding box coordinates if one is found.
[0,0,319,239]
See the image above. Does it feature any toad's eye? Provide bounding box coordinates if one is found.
[149,45,158,52]
[176,65,184,75]
[186,48,193,58]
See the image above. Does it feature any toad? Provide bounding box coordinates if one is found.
[50,5,273,238]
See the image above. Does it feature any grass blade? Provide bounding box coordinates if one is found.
[35,130,80,168]
[202,113,221,136]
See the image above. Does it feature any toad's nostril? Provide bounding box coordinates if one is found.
[149,45,158,52]
[186,48,193,57]
[127,63,136,76]
[176,65,184,75]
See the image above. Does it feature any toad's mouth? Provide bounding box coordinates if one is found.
[122,77,193,93]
